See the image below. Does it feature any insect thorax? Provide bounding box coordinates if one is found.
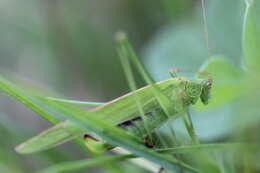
[184,80,203,104]
[184,79,212,105]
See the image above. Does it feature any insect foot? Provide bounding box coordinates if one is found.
[84,134,114,153]
[143,135,155,148]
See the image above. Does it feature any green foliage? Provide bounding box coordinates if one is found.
[1,0,260,173]
[195,57,245,109]
[243,0,260,74]
[0,75,199,173]
[1,74,202,172]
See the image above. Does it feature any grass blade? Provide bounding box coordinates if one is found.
[15,79,178,154]
[117,33,153,144]
[0,76,59,124]
[116,32,176,119]
[36,99,200,172]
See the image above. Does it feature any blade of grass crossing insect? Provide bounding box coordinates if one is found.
[6,80,193,172]
[0,76,121,172]
[116,32,181,149]
[37,154,135,173]
[122,37,187,149]
[116,32,186,155]
[115,33,175,119]
[116,33,191,172]
[41,99,200,173]
[117,40,153,145]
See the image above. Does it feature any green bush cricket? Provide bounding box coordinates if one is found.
[8,0,214,154]
[13,33,212,154]
[83,75,212,153]
[2,0,254,171]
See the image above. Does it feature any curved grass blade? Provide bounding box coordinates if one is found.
[0,75,93,154]
[117,33,153,144]
[116,32,183,151]
[116,32,176,119]
[0,75,198,171]
[0,76,59,124]
[243,0,260,73]
[12,33,186,154]
[34,99,200,172]
[16,79,177,154]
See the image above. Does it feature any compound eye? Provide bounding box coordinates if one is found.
[207,82,212,87]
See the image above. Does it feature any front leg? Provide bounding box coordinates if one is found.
[143,135,155,148]
[84,134,114,153]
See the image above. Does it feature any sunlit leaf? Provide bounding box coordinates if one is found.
[243,0,260,73]
[195,57,245,110]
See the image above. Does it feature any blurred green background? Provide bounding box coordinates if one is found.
[0,0,246,172]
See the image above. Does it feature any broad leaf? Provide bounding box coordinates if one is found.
[243,0,260,73]
[195,57,245,109]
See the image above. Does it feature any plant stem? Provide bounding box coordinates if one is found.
[182,109,200,144]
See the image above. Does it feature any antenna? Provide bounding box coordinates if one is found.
[201,0,211,61]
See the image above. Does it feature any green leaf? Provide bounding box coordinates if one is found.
[195,57,245,109]
[243,0,260,73]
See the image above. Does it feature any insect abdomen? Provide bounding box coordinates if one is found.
[118,108,167,138]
